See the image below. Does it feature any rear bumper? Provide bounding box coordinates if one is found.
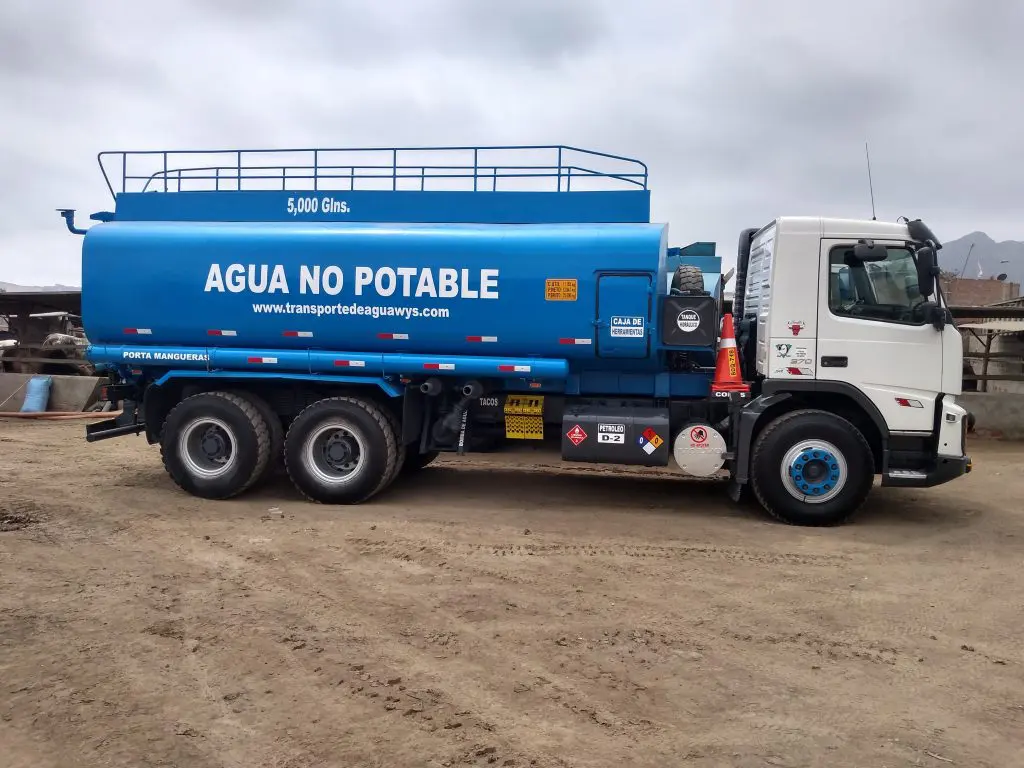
[882,454,972,488]
[85,401,145,443]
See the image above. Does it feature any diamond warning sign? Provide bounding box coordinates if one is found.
[637,427,664,455]
[566,424,588,446]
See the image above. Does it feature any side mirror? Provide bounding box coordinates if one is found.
[852,239,888,262]
[916,245,938,299]
[918,301,946,331]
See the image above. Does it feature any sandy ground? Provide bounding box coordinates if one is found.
[1,420,1022,768]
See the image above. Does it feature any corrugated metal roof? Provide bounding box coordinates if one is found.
[958,320,1024,333]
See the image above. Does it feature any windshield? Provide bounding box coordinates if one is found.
[828,245,928,324]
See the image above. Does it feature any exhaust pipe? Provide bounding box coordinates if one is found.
[461,380,484,398]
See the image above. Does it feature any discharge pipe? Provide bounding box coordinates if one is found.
[432,380,486,445]
[0,411,123,419]
[57,209,88,235]
[420,378,443,396]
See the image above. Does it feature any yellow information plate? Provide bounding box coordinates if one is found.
[545,278,578,301]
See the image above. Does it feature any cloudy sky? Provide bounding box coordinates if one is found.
[2,0,1021,287]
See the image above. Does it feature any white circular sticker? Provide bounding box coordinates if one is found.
[676,309,700,332]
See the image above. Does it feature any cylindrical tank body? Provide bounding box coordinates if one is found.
[82,221,667,360]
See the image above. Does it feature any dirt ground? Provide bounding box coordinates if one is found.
[1,420,1022,768]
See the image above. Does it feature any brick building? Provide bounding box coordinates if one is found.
[942,276,1021,306]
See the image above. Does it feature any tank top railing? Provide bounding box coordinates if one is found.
[97,146,649,198]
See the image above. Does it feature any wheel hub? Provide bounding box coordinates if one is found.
[780,441,847,504]
[179,417,237,480]
[201,429,229,461]
[324,432,358,470]
[305,422,365,485]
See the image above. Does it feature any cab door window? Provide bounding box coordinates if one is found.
[827,245,927,325]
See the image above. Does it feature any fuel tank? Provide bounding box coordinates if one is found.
[82,221,668,360]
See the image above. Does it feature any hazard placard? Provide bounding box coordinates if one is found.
[566,424,588,445]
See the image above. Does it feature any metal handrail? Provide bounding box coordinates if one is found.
[97,145,649,198]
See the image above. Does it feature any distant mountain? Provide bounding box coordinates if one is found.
[938,232,1024,285]
[0,281,80,293]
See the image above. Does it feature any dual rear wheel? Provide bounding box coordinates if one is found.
[161,392,434,503]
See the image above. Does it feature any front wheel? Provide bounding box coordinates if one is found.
[750,409,874,526]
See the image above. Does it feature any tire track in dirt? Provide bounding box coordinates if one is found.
[191,531,713,765]
[161,537,579,768]
[346,534,853,568]
[90,536,537,768]
[176,531,898,767]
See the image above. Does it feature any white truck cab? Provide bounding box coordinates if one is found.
[729,216,971,525]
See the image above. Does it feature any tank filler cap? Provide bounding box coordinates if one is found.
[672,423,727,477]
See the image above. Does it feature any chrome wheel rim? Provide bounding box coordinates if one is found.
[780,440,847,504]
[179,417,237,479]
[304,421,366,485]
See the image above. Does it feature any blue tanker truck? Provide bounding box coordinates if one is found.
[60,145,971,526]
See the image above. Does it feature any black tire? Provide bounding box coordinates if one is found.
[671,264,706,295]
[378,402,407,490]
[160,391,271,500]
[228,389,284,485]
[750,409,874,526]
[400,450,439,475]
[284,396,399,504]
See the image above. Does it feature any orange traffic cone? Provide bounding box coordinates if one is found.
[711,313,750,393]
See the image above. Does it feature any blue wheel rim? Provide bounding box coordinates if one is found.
[780,440,847,504]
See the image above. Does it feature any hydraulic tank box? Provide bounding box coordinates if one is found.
[660,295,719,347]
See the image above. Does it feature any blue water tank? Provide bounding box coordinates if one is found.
[82,221,668,360]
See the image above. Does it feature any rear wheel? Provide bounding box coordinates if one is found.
[750,409,874,526]
[378,403,407,491]
[160,391,271,499]
[228,389,284,485]
[284,396,399,504]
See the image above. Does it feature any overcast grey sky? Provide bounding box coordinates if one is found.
[1,0,1021,286]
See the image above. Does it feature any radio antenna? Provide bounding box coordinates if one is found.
[865,141,877,220]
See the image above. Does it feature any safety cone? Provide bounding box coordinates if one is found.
[711,313,750,394]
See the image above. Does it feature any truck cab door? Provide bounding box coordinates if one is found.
[815,239,943,432]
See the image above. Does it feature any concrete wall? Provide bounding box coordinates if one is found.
[959,392,1024,440]
[0,373,106,413]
